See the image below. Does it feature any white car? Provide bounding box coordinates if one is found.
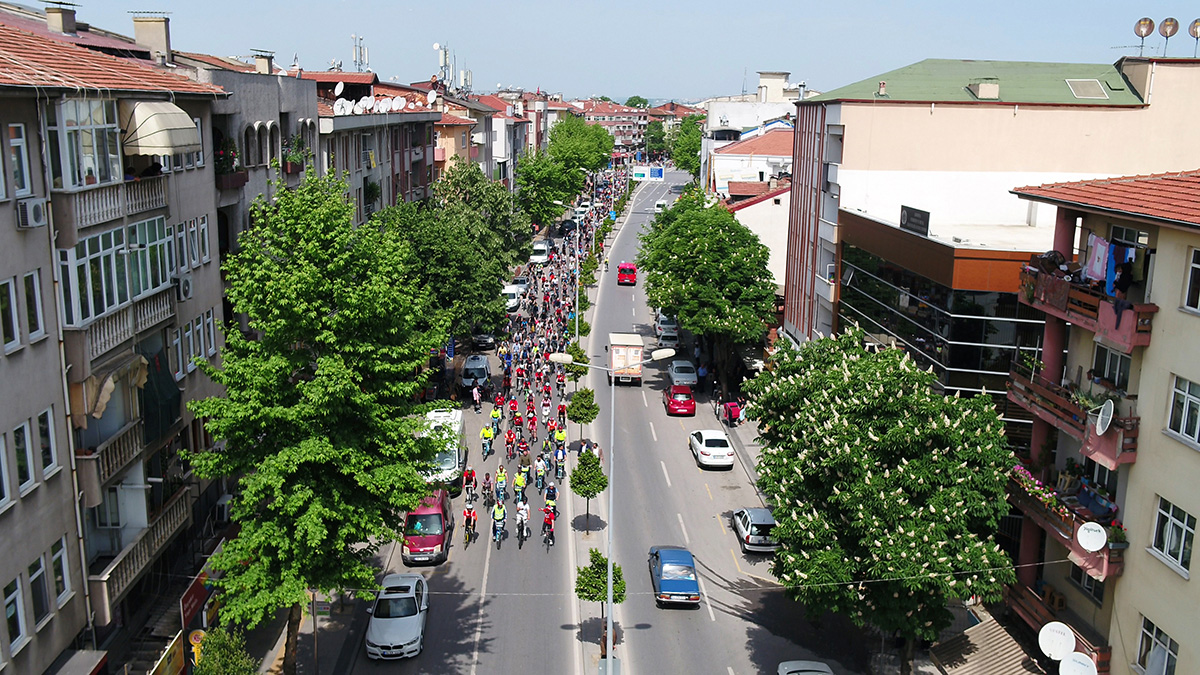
[423,410,464,494]
[365,574,429,660]
[502,284,523,313]
[657,330,680,352]
[777,663,834,675]
[529,241,550,265]
[689,429,735,469]
[654,314,678,336]
[667,360,698,388]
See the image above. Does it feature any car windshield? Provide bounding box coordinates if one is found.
[660,317,676,327]
[661,563,696,581]
[434,449,458,471]
[672,393,692,401]
[405,513,443,536]
[674,365,695,375]
[464,366,487,381]
[750,523,775,537]
[704,438,729,448]
[374,596,418,618]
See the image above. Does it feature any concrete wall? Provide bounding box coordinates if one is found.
[711,153,792,195]
[731,190,791,286]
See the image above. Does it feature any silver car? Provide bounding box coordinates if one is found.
[667,360,698,388]
[364,574,429,660]
[732,508,780,553]
[778,662,834,675]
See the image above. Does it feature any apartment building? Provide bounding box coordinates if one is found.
[577,100,647,153]
[472,95,530,189]
[433,113,476,180]
[1002,171,1200,675]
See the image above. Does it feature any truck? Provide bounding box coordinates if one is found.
[608,333,645,386]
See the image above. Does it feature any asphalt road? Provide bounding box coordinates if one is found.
[332,171,871,675]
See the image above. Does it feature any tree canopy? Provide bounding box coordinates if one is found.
[670,114,703,180]
[195,627,259,675]
[624,95,649,108]
[744,327,1015,674]
[187,171,445,675]
[645,120,666,156]
[516,150,579,230]
[570,447,607,526]
[549,114,614,174]
[576,547,626,605]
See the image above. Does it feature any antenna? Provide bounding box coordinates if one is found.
[1160,17,1179,56]
[1135,17,1155,56]
[351,34,367,72]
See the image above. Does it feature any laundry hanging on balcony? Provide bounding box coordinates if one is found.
[1084,233,1109,282]
[119,100,201,155]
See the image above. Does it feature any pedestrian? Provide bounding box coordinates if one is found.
[696,363,708,393]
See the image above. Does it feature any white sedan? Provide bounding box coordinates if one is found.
[688,429,735,469]
[364,574,429,660]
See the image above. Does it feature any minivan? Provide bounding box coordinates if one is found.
[423,409,464,495]
[460,354,491,392]
[402,489,453,565]
[502,284,522,313]
[654,200,667,213]
[617,262,637,285]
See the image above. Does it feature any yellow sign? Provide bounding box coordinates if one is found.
[189,629,206,665]
[150,631,186,675]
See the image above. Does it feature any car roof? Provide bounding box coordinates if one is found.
[741,508,776,525]
[618,262,636,269]
[654,546,695,564]
[670,360,693,369]
[465,355,488,365]
[380,573,422,595]
[410,490,448,513]
[668,385,693,395]
[696,429,728,441]
[777,662,834,675]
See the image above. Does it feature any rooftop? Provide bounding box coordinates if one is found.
[727,183,791,211]
[727,181,772,197]
[809,58,1145,106]
[713,128,794,157]
[300,71,378,85]
[436,113,476,126]
[1013,169,1200,230]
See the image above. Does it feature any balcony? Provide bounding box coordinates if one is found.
[51,175,169,233]
[1018,267,1157,352]
[76,418,144,500]
[1007,362,1139,471]
[67,287,177,364]
[1007,474,1125,580]
[89,486,192,626]
[1004,583,1111,673]
[815,273,834,304]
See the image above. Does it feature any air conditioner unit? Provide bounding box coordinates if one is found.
[173,273,194,301]
[214,493,233,525]
[15,197,48,229]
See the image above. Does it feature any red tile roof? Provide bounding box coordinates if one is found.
[0,9,144,53]
[178,51,256,73]
[727,181,771,197]
[727,182,791,212]
[316,99,334,116]
[713,128,794,157]
[473,94,528,121]
[648,101,703,118]
[436,113,475,126]
[0,22,225,96]
[1013,170,1200,228]
[300,71,377,84]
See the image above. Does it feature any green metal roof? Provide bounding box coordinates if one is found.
[808,59,1144,106]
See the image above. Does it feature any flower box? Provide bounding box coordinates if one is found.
[216,170,248,191]
[283,161,303,175]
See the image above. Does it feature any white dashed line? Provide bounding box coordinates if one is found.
[660,460,671,487]
[649,422,657,441]
[676,513,690,545]
[641,390,648,407]
[699,575,716,621]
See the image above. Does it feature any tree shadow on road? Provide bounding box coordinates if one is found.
[572,513,607,533]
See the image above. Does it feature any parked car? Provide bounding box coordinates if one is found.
[510,275,530,293]
[667,360,698,388]
[777,662,834,675]
[657,330,680,352]
[617,262,637,285]
[364,573,429,660]
[731,508,780,553]
[401,489,454,565]
[423,409,464,495]
[529,241,550,265]
[471,328,496,351]
[502,284,522,313]
[654,313,678,336]
[663,385,696,416]
[460,354,491,392]
[648,546,701,606]
[688,429,735,469]
[558,219,578,237]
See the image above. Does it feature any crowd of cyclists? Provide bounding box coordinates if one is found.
[460,170,626,552]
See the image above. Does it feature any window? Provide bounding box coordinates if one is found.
[56,228,129,326]
[50,537,69,602]
[1069,563,1104,602]
[205,309,216,356]
[1186,249,1200,311]
[126,217,173,297]
[1138,616,1178,675]
[1,277,17,350]
[1092,344,1130,390]
[23,271,43,340]
[44,99,121,190]
[28,557,48,624]
[37,408,56,475]
[94,487,120,528]
[1084,458,1117,496]
[13,420,33,492]
[4,578,24,650]
[9,124,31,196]
[184,323,195,372]
[198,215,210,262]
[193,315,204,360]
[1168,375,1200,445]
[187,219,200,268]
[1110,224,1149,248]
[171,328,184,380]
[1153,497,1195,571]
[0,435,8,507]
[175,222,187,273]
[193,117,204,167]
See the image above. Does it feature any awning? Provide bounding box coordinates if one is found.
[931,611,1045,675]
[119,101,201,155]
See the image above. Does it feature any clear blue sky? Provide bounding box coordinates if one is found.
[82,1,1198,101]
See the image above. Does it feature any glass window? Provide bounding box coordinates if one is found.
[9,124,31,196]
[38,408,56,474]
[1092,344,1130,390]
[1069,563,1104,602]
[184,323,195,372]
[175,223,187,273]
[171,328,184,380]
[23,271,43,340]
[13,420,33,491]
[1152,497,1195,571]
[1138,616,1178,675]
[187,219,199,268]
[4,578,25,649]
[205,309,216,356]
[57,228,128,326]
[199,215,210,262]
[1168,375,1200,445]
[0,435,7,506]
[50,537,69,601]
[28,557,48,623]
[193,316,204,360]
[1187,249,1200,311]
[0,277,17,350]
[192,117,204,167]
[45,99,121,189]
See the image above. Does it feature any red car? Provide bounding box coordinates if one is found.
[663,385,696,416]
[617,262,637,285]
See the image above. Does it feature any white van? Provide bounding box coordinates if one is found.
[573,206,589,221]
[423,409,465,494]
[502,284,522,312]
[654,200,668,213]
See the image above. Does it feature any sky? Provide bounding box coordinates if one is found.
[79,1,1199,102]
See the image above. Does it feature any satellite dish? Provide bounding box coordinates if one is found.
[1095,399,1114,435]
[1135,18,1156,38]
[376,98,391,113]
[334,81,345,97]
[432,42,440,51]
[1059,653,1098,675]
[353,101,365,115]
[392,96,404,110]
[1076,521,1108,553]
[427,90,438,104]
[334,98,349,115]
[1038,621,1075,661]
[407,101,415,110]
[1160,17,1180,38]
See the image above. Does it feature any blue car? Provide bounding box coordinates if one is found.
[648,546,701,607]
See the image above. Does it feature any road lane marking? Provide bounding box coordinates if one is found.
[641,390,648,407]
[632,305,636,316]
[730,548,779,585]
[706,483,714,501]
[469,526,493,675]
[660,460,672,487]
[649,422,657,441]
[717,514,726,535]
[677,513,690,545]
[728,668,736,675]
[698,575,716,621]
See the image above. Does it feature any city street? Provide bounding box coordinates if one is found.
[319,171,870,675]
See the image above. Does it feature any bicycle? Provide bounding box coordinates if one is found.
[481,437,492,460]
[517,517,529,548]
[463,518,477,547]
[493,520,504,551]
[543,525,555,551]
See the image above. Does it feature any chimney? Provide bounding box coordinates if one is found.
[133,16,172,64]
[877,81,887,97]
[967,79,1000,100]
[254,53,274,75]
[46,6,76,35]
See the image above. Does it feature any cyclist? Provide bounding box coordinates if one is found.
[508,396,519,420]
[526,395,536,418]
[535,456,547,491]
[462,465,477,501]
[541,396,551,420]
[512,409,523,433]
[515,498,531,540]
[495,466,508,502]
[463,502,478,542]
[504,428,516,457]
[482,472,493,504]
[554,426,567,452]
[527,413,538,443]
[604,255,610,271]
[557,401,567,426]
[513,469,528,502]
[541,504,556,545]
[479,424,494,456]
[490,403,502,431]
[553,445,567,477]
[519,449,533,480]
[491,501,507,541]
[517,437,530,458]
[556,371,566,392]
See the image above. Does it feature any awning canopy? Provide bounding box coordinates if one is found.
[86,353,148,419]
[119,100,201,155]
[931,612,1045,675]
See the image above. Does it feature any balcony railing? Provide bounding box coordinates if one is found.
[50,175,170,232]
[1018,267,1156,352]
[69,287,178,364]
[1007,362,1139,470]
[1007,475,1126,580]
[1004,583,1111,673]
[89,487,191,626]
[76,418,143,490]
[135,286,175,332]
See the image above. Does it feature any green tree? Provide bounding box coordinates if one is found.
[187,172,445,675]
[670,114,704,180]
[636,193,776,397]
[516,150,577,232]
[549,114,614,175]
[744,327,1016,675]
[564,341,590,383]
[575,547,627,645]
[434,156,530,260]
[569,442,607,526]
[645,120,666,157]
[596,95,613,102]
[195,627,259,675]
[624,95,649,108]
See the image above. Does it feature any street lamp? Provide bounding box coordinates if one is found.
[549,347,675,675]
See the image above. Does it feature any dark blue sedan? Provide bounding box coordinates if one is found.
[648,546,701,607]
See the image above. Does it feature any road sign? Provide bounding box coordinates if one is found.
[630,166,664,182]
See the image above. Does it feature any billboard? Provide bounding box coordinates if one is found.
[630,166,665,182]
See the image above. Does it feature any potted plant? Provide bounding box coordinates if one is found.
[214,137,247,190]
[282,133,306,175]
[1108,520,1129,549]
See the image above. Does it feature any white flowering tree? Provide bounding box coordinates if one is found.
[744,327,1015,675]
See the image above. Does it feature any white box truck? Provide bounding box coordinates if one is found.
[608,333,645,386]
